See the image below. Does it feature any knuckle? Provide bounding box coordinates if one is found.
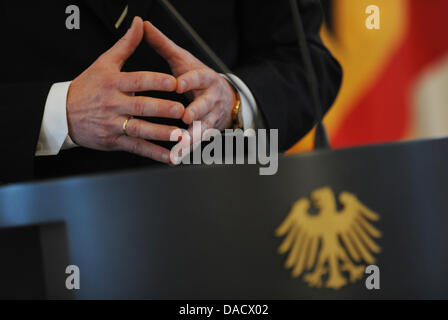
[218,109,226,120]
[152,101,161,115]
[97,101,110,114]
[155,76,165,89]
[132,140,143,155]
[104,135,119,149]
[118,37,132,52]
[203,95,214,108]
[132,73,143,91]
[133,98,145,117]
[215,96,225,107]
[98,95,116,112]
[204,69,217,82]
[102,75,117,90]
[204,119,214,129]
[196,70,206,84]
[198,72,207,87]
[98,120,112,137]
[128,120,140,137]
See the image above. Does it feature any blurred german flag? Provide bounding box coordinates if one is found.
[290,0,448,153]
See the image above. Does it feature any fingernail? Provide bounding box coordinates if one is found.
[164,79,174,90]
[170,105,181,117]
[181,80,187,91]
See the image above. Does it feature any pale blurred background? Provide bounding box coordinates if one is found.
[290,0,448,153]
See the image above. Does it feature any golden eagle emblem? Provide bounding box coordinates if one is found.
[276,187,381,289]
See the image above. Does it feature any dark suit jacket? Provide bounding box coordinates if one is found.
[0,0,341,184]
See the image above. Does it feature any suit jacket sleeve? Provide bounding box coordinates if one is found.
[0,82,52,184]
[234,0,342,151]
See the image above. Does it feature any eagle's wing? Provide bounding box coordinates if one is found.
[337,192,382,264]
[275,199,323,278]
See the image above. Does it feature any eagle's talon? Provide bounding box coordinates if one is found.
[347,265,365,283]
[304,268,326,287]
[326,276,347,290]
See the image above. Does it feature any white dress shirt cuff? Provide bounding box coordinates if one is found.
[35,81,77,156]
[222,74,259,130]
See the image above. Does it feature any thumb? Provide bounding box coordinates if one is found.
[143,21,182,65]
[102,16,143,69]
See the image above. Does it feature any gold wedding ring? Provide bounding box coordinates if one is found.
[122,116,133,136]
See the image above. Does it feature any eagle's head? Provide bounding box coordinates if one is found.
[311,187,337,212]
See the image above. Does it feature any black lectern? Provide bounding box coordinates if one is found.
[1,138,448,299]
